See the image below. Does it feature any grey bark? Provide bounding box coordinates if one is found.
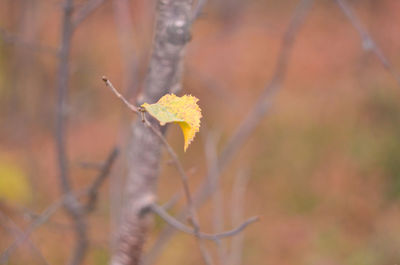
[110,1,193,265]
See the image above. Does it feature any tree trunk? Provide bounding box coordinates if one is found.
[110,1,193,264]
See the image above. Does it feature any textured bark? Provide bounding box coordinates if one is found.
[110,1,193,265]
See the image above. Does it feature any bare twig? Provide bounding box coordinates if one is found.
[141,117,214,265]
[102,77,195,219]
[149,204,258,241]
[102,76,139,113]
[334,0,400,86]
[143,1,314,262]
[103,76,214,265]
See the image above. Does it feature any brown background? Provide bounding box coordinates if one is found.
[1,0,400,264]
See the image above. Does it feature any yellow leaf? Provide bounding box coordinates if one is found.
[141,94,202,151]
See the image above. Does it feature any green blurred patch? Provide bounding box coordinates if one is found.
[346,249,381,265]
[313,228,381,265]
[253,119,335,214]
[379,137,400,200]
[353,89,400,200]
[314,227,347,256]
[254,121,334,179]
[283,186,318,215]
[0,158,31,204]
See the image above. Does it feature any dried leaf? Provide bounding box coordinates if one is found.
[142,94,202,151]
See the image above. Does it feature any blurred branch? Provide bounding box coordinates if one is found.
[142,111,214,265]
[78,161,104,170]
[0,212,50,265]
[54,0,90,264]
[56,0,74,206]
[0,148,118,264]
[72,0,107,28]
[143,0,314,262]
[0,195,67,264]
[85,147,119,212]
[335,0,400,86]
[161,193,182,210]
[229,168,250,265]
[204,131,226,264]
[149,203,258,241]
[191,0,208,22]
[193,0,313,221]
[217,0,313,171]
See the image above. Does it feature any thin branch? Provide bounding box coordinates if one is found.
[102,76,139,113]
[72,0,107,28]
[102,77,194,217]
[142,116,215,265]
[143,1,314,262]
[334,0,400,86]
[149,204,259,241]
[142,119,191,207]
[102,76,196,221]
[103,76,214,265]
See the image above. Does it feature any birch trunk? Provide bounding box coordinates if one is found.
[110,1,193,264]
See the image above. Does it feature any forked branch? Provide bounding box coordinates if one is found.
[102,76,258,263]
[149,203,258,242]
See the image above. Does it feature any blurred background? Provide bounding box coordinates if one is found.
[1,0,400,264]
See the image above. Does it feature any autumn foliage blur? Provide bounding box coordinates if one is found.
[1,0,400,264]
